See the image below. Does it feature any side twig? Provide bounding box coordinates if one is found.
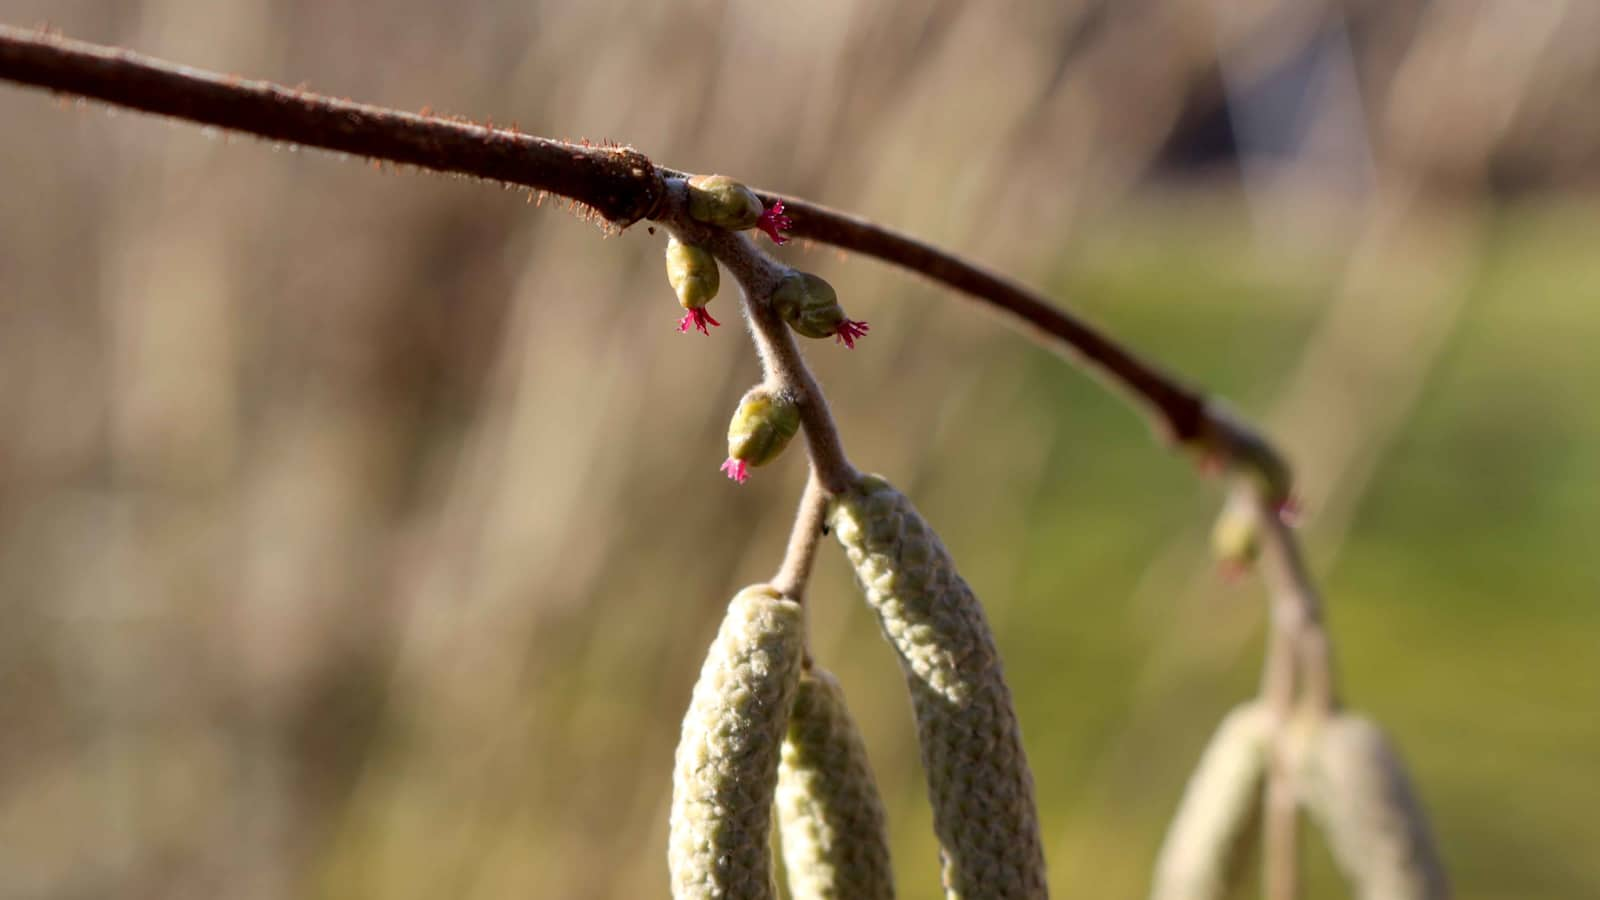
[771,471,830,603]
[1247,482,1338,900]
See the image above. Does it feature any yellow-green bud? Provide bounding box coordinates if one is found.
[772,272,847,340]
[687,174,764,230]
[1210,488,1262,572]
[728,387,801,470]
[666,236,720,310]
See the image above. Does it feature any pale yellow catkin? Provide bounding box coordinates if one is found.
[669,585,806,900]
[1300,713,1450,900]
[1149,703,1273,900]
[776,667,896,900]
[828,475,1048,900]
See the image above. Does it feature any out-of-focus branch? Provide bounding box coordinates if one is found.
[1262,766,1301,900]
[1246,481,1337,900]
[0,24,1288,484]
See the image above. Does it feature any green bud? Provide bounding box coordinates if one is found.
[1211,489,1262,570]
[665,236,719,310]
[687,174,764,230]
[772,272,847,340]
[728,387,801,468]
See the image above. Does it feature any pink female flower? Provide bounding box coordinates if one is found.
[756,201,793,245]
[834,319,870,349]
[720,457,750,484]
[677,307,721,336]
[1276,494,1303,526]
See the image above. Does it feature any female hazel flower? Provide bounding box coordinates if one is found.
[683,173,792,243]
[757,200,793,245]
[722,387,801,484]
[686,174,764,230]
[771,271,869,349]
[665,236,721,335]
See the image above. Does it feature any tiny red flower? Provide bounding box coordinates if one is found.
[1276,494,1303,526]
[1218,558,1250,583]
[834,319,870,349]
[756,201,793,245]
[677,307,721,335]
[720,457,750,484]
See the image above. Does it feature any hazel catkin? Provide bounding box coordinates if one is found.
[1299,714,1449,900]
[669,585,806,900]
[828,475,1048,900]
[1149,703,1273,900]
[777,666,896,900]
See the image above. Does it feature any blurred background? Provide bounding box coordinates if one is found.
[1,1,1597,897]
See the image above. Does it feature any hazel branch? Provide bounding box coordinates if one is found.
[1252,486,1337,716]
[758,191,1213,445]
[1239,480,1337,900]
[770,470,830,603]
[0,24,1288,489]
[0,24,666,227]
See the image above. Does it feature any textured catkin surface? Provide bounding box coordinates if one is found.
[777,667,896,900]
[828,475,1048,900]
[669,586,806,900]
[1149,703,1272,900]
[1300,714,1450,900]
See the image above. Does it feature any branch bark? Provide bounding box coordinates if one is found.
[0,25,666,226]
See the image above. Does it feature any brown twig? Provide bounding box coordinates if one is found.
[0,24,1283,479]
[1248,482,1337,900]
[0,24,665,227]
[769,470,830,603]
[1254,489,1337,716]
[759,192,1210,443]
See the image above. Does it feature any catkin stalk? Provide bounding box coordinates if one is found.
[777,666,896,900]
[1299,714,1450,900]
[828,475,1048,899]
[1149,703,1272,900]
[669,585,807,900]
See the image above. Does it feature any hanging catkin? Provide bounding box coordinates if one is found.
[1299,713,1450,900]
[669,585,806,900]
[776,666,896,900]
[828,474,1048,900]
[1149,703,1272,900]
